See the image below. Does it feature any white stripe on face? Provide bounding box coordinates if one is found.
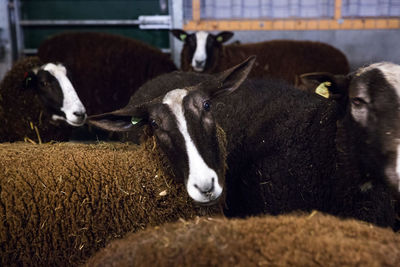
[43,63,86,126]
[163,89,222,203]
[396,144,400,191]
[385,143,400,192]
[192,31,209,72]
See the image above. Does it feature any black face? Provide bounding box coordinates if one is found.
[23,64,87,126]
[183,90,223,176]
[35,69,65,118]
[147,103,189,183]
[346,66,400,189]
[298,63,400,191]
[348,68,400,153]
[88,56,256,203]
[186,33,218,71]
[171,30,234,72]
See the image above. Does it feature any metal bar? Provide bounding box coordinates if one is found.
[23,47,171,55]
[19,16,171,29]
[8,0,24,61]
[183,18,400,31]
[19,19,141,26]
[169,0,183,67]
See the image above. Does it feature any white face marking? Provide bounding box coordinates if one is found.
[396,144,400,191]
[358,62,400,99]
[350,103,368,127]
[192,31,209,72]
[387,143,400,191]
[42,63,86,126]
[162,89,222,203]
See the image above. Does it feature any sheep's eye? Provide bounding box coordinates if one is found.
[40,81,48,87]
[150,119,158,129]
[203,100,211,111]
[351,97,367,107]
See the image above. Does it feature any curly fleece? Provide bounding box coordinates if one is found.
[0,139,221,266]
[86,212,400,267]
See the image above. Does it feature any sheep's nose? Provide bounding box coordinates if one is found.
[73,111,86,119]
[194,178,215,197]
[195,60,205,67]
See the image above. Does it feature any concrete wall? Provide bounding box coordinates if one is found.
[219,29,400,71]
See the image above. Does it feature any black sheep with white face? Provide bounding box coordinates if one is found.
[88,57,254,204]
[300,62,400,192]
[24,62,87,126]
[171,29,234,72]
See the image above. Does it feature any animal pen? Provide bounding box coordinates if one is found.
[169,0,400,68]
[1,0,400,266]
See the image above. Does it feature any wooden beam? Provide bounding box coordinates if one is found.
[334,0,342,20]
[192,0,200,22]
[183,18,400,31]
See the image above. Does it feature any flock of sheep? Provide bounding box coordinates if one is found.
[0,30,400,266]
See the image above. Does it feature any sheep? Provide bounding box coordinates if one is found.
[38,31,178,115]
[89,56,400,230]
[0,56,87,143]
[171,29,350,85]
[298,62,400,228]
[85,212,400,267]
[0,140,220,266]
[89,58,336,215]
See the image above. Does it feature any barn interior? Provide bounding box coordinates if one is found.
[0,1,400,266]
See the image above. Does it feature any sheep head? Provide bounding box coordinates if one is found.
[171,29,234,73]
[89,56,256,205]
[299,63,400,192]
[23,62,87,126]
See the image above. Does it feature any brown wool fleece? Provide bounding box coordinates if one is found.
[38,32,177,116]
[0,56,72,143]
[181,39,350,86]
[0,139,221,266]
[85,212,400,267]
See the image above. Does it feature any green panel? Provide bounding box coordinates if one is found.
[23,27,170,49]
[20,0,170,50]
[20,1,168,20]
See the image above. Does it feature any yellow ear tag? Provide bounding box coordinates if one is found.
[315,81,331,99]
[180,34,187,41]
[217,36,223,42]
[131,117,142,125]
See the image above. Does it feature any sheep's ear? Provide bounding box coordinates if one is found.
[171,29,189,42]
[88,106,148,132]
[298,72,350,100]
[299,72,351,118]
[22,71,38,90]
[215,31,234,43]
[202,55,256,99]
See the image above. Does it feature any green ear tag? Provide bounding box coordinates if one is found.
[217,36,223,42]
[25,77,32,87]
[180,34,187,41]
[131,117,142,125]
[315,81,331,99]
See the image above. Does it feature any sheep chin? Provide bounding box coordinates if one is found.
[193,195,222,207]
[51,114,86,127]
[193,66,205,72]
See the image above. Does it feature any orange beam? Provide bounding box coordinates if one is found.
[192,0,200,22]
[183,18,400,31]
[334,0,342,20]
